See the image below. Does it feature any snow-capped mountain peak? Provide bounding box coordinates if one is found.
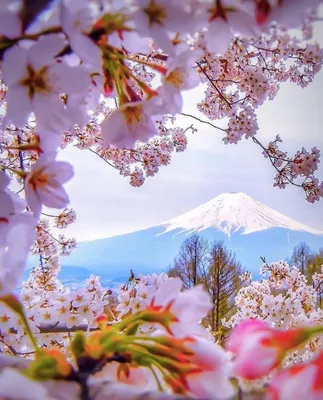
[161,192,323,236]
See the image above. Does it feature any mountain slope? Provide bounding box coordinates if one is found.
[56,193,323,279]
[161,192,323,236]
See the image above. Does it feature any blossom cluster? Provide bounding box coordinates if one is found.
[0,270,113,356]
[1,268,323,399]
[1,1,323,399]
[261,135,323,202]
[0,0,320,315]
[224,260,323,391]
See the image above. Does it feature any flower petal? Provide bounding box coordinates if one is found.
[33,93,72,132]
[2,45,27,86]
[69,33,102,70]
[3,84,32,128]
[0,11,21,39]
[51,63,90,94]
[28,34,67,70]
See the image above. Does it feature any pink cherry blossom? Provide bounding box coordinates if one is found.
[186,337,235,399]
[227,319,315,380]
[0,210,36,296]
[60,0,102,70]
[2,34,90,132]
[132,0,202,53]
[267,351,323,400]
[101,99,160,149]
[24,154,74,216]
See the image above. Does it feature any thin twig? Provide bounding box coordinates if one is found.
[88,148,117,169]
[180,112,227,133]
[196,61,232,108]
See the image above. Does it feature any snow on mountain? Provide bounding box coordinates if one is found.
[161,192,323,236]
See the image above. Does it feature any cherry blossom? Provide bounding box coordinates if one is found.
[267,350,323,400]
[0,211,36,295]
[132,0,202,53]
[185,337,235,399]
[0,1,323,398]
[2,34,90,132]
[101,98,161,148]
[159,49,202,113]
[60,0,102,70]
[24,154,74,216]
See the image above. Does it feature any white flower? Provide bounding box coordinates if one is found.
[101,99,160,149]
[206,5,260,55]
[2,34,90,132]
[54,301,71,322]
[66,314,80,329]
[0,304,14,332]
[0,368,49,400]
[24,153,74,216]
[38,307,58,324]
[108,28,151,54]
[71,289,91,308]
[186,337,235,400]
[0,175,36,295]
[158,49,202,113]
[132,0,202,53]
[170,285,213,337]
[116,291,132,316]
[152,279,213,337]
[0,171,14,238]
[60,0,102,70]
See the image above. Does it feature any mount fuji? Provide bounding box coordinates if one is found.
[161,192,323,237]
[56,193,323,283]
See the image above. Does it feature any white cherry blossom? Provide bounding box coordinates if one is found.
[132,0,202,53]
[2,34,90,132]
[101,98,161,148]
[24,153,74,216]
[0,210,36,296]
[60,0,102,70]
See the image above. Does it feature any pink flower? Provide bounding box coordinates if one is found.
[267,351,323,400]
[0,171,14,228]
[153,281,213,338]
[186,337,235,400]
[2,34,89,132]
[60,0,102,70]
[158,49,202,113]
[101,99,160,149]
[227,319,314,379]
[24,154,74,216]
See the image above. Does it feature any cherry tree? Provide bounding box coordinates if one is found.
[1,0,323,399]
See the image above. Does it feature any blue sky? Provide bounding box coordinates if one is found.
[59,26,323,241]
